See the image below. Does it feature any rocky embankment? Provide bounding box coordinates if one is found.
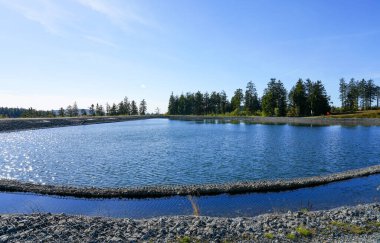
[0,116,162,132]
[0,165,380,199]
[1,203,380,242]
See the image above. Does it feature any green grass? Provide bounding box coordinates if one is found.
[286,233,296,240]
[296,226,312,237]
[264,233,274,239]
[329,110,380,118]
[299,208,309,213]
[178,236,191,243]
[330,221,368,235]
[367,221,380,227]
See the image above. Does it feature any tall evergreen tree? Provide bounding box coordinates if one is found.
[203,92,210,115]
[346,78,359,111]
[261,79,287,116]
[89,104,95,116]
[178,94,186,115]
[231,88,244,112]
[194,91,204,115]
[118,101,125,115]
[124,97,131,115]
[110,103,117,115]
[220,90,229,114]
[95,103,105,116]
[168,92,178,115]
[305,80,330,116]
[185,92,194,115]
[288,79,308,116]
[366,79,377,109]
[139,99,147,115]
[131,100,138,115]
[339,78,348,110]
[210,91,221,114]
[244,81,259,114]
[72,102,79,117]
[65,105,73,117]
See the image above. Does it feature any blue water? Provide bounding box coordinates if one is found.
[1,175,379,218]
[0,118,379,187]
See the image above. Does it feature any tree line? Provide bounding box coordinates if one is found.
[59,97,147,117]
[339,78,380,111]
[0,97,148,118]
[168,78,379,117]
[0,107,56,118]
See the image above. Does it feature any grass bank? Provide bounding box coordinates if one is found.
[329,110,380,118]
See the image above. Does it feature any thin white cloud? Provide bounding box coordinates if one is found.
[0,0,68,35]
[84,35,118,48]
[76,0,157,31]
[140,84,146,89]
[0,0,158,36]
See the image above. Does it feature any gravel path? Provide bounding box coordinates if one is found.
[1,203,380,242]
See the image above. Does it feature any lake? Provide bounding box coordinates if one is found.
[0,118,379,188]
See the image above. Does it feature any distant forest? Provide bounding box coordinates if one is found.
[1,78,379,118]
[0,98,148,118]
[168,78,380,117]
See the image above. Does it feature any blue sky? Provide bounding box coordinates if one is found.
[0,0,379,112]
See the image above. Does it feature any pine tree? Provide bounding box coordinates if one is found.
[124,97,131,115]
[65,105,73,117]
[288,79,307,116]
[139,99,147,115]
[231,88,244,112]
[168,92,178,115]
[244,81,259,114]
[131,100,138,115]
[72,102,79,117]
[261,79,287,116]
[89,104,95,116]
[339,78,347,110]
[194,91,204,115]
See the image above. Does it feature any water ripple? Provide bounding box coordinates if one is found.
[0,119,379,188]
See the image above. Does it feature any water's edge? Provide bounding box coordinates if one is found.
[1,165,379,199]
[1,115,380,133]
[0,115,161,133]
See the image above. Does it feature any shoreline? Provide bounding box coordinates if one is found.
[0,115,162,133]
[1,165,379,199]
[1,203,379,242]
[1,115,380,133]
[168,115,380,126]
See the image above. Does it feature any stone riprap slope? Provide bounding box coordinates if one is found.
[0,116,161,132]
[1,203,380,242]
[0,165,379,199]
